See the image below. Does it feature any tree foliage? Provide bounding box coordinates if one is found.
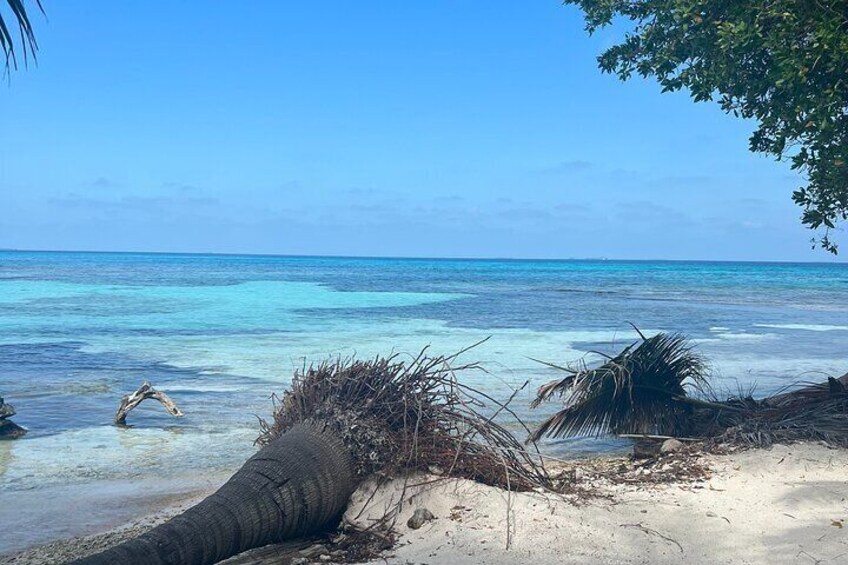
[565,0,848,252]
[1,0,43,73]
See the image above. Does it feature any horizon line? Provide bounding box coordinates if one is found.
[0,247,843,266]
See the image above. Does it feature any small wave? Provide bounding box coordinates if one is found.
[551,288,620,295]
[164,384,244,393]
[754,324,848,332]
[714,332,771,340]
[694,331,774,343]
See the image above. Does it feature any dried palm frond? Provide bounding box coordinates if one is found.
[258,348,551,492]
[532,329,848,449]
[716,373,848,448]
[530,332,709,441]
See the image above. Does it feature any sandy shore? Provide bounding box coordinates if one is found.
[5,443,847,565]
[0,488,216,565]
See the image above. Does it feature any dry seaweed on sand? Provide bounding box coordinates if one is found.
[530,329,848,449]
[547,445,712,498]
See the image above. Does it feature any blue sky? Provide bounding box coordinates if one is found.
[0,1,835,261]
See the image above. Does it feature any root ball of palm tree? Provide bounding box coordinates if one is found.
[72,349,549,565]
[258,350,550,490]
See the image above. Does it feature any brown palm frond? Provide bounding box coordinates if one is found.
[529,345,635,408]
[532,329,848,449]
[530,332,709,441]
[716,372,848,448]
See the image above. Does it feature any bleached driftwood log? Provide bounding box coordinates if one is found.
[115,382,184,426]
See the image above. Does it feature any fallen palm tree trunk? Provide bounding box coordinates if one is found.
[73,423,355,564]
[531,331,848,449]
[72,349,549,565]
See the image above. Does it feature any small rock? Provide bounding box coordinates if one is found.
[660,439,685,454]
[407,508,436,530]
[633,439,661,459]
[291,558,309,565]
[0,419,27,440]
[318,555,332,562]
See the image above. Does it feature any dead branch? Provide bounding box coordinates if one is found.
[115,381,184,426]
[620,523,683,553]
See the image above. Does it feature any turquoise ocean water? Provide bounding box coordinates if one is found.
[1,251,846,552]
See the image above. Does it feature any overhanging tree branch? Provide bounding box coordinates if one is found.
[565,0,848,253]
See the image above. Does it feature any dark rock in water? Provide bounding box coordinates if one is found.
[0,396,25,439]
[0,397,15,419]
[633,439,662,459]
[407,508,435,530]
[0,418,27,439]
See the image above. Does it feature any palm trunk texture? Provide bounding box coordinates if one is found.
[70,422,357,565]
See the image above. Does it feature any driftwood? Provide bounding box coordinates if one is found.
[217,539,317,565]
[115,382,184,426]
[218,525,395,564]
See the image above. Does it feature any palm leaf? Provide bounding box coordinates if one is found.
[530,332,708,441]
[1,0,44,73]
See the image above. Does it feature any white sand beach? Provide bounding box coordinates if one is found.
[5,442,847,565]
[350,443,848,565]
